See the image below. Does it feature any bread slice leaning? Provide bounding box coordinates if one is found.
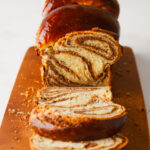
[29,87,126,141]
[30,134,128,150]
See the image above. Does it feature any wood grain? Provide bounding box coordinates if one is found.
[0,47,149,150]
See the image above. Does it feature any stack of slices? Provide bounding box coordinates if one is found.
[30,87,128,150]
[29,0,128,149]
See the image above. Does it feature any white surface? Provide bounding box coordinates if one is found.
[0,0,150,131]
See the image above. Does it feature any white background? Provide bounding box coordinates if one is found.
[0,0,150,131]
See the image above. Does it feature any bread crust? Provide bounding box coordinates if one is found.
[43,0,120,18]
[36,5,120,51]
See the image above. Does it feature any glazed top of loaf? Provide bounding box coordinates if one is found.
[42,0,120,18]
[36,5,120,50]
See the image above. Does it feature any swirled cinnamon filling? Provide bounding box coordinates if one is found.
[31,87,126,119]
[30,134,128,150]
[42,28,121,86]
[29,87,127,141]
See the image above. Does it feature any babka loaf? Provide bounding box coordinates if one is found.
[43,0,120,18]
[41,28,121,86]
[36,5,120,51]
[30,134,128,150]
[29,87,126,141]
[29,1,128,149]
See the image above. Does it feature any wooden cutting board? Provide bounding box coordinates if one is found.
[0,47,149,150]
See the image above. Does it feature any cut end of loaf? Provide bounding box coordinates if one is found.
[41,28,121,86]
[30,134,128,150]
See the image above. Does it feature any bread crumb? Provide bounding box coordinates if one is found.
[16,111,24,115]
[14,130,19,134]
[8,108,16,114]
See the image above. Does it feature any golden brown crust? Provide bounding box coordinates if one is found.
[30,109,126,141]
[92,27,119,40]
[43,0,120,18]
[36,5,120,51]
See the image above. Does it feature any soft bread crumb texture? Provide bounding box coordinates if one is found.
[30,86,126,123]
[42,28,121,86]
[30,134,128,150]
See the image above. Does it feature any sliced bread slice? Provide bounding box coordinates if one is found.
[30,134,128,150]
[30,87,126,141]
